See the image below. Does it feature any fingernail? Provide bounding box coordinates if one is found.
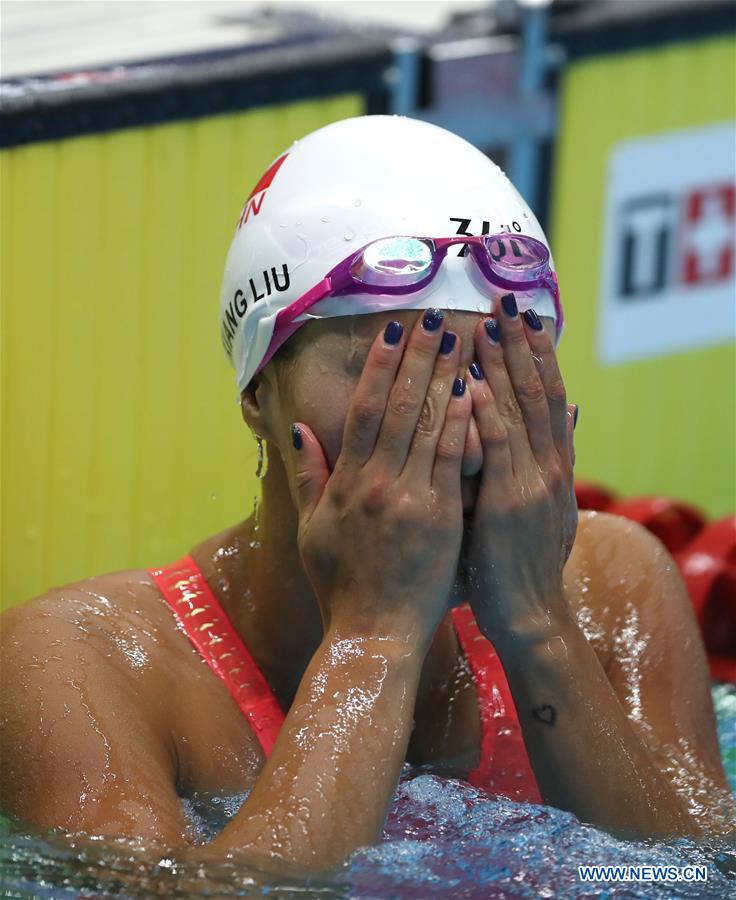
[291,424,303,450]
[422,308,444,332]
[469,361,484,380]
[484,318,500,344]
[573,405,579,430]
[501,293,518,317]
[452,377,466,397]
[384,321,403,345]
[523,308,543,331]
[439,330,457,355]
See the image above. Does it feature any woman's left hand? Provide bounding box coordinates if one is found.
[463,293,578,643]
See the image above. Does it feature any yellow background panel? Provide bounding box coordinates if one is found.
[1,95,364,610]
[551,36,735,519]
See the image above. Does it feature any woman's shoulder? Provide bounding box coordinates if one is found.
[3,566,162,631]
[571,507,678,582]
[0,564,191,682]
[566,508,696,655]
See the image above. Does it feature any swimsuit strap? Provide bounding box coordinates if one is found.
[450,604,542,803]
[149,556,540,800]
[148,555,285,757]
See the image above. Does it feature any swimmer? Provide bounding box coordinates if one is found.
[1,116,733,876]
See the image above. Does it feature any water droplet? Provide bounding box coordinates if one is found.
[249,540,261,550]
[279,222,287,228]
[344,230,355,241]
[354,199,362,206]
[210,492,218,501]
[218,578,230,592]
[295,220,302,226]
[320,215,330,223]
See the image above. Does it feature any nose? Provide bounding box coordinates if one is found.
[444,311,487,480]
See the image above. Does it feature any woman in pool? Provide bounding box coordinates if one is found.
[1,116,733,874]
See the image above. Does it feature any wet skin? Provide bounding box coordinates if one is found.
[0,307,733,858]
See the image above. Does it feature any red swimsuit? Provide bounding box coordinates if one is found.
[148,555,541,804]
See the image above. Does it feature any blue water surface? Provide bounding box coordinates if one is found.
[1,685,734,899]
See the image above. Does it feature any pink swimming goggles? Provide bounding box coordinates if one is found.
[257,233,564,376]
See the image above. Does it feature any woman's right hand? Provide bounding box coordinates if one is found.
[291,310,472,649]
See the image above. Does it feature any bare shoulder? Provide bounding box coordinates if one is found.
[0,561,226,753]
[0,566,187,735]
[566,513,733,816]
[562,509,700,666]
[0,568,196,837]
[3,566,168,634]
[566,508,694,618]
[2,557,266,812]
[0,567,192,690]
[570,507,676,570]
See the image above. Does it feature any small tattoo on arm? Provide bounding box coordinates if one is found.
[532,704,556,726]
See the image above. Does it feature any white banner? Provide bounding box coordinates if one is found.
[598,122,736,365]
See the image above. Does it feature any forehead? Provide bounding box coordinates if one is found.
[292,308,556,351]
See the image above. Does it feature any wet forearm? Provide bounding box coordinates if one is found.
[189,622,425,873]
[487,604,696,838]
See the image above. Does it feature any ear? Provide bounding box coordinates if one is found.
[240,373,278,443]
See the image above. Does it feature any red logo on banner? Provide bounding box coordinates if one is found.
[680,183,735,286]
[236,153,289,231]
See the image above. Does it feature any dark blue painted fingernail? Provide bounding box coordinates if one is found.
[439,331,457,355]
[469,361,484,380]
[573,405,579,430]
[422,308,444,332]
[384,321,403,345]
[501,293,518,317]
[452,377,466,397]
[291,424,303,450]
[523,308,543,331]
[484,318,500,344]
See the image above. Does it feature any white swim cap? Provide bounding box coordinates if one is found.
[219,114,564,392]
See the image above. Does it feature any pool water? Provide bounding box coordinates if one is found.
[1,685,735,898]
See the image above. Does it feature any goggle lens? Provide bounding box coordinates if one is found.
[483,235,549,281]
[349,237,433,287]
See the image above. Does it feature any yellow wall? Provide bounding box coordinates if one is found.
[551,36,735,518]
[1,95,364,611]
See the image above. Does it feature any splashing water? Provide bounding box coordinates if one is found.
[1,685,734,897]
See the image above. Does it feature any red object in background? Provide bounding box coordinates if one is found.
[684,515,736,564]
[675,517,736,683]
[574,480,617,511]
[606,496,707,554]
